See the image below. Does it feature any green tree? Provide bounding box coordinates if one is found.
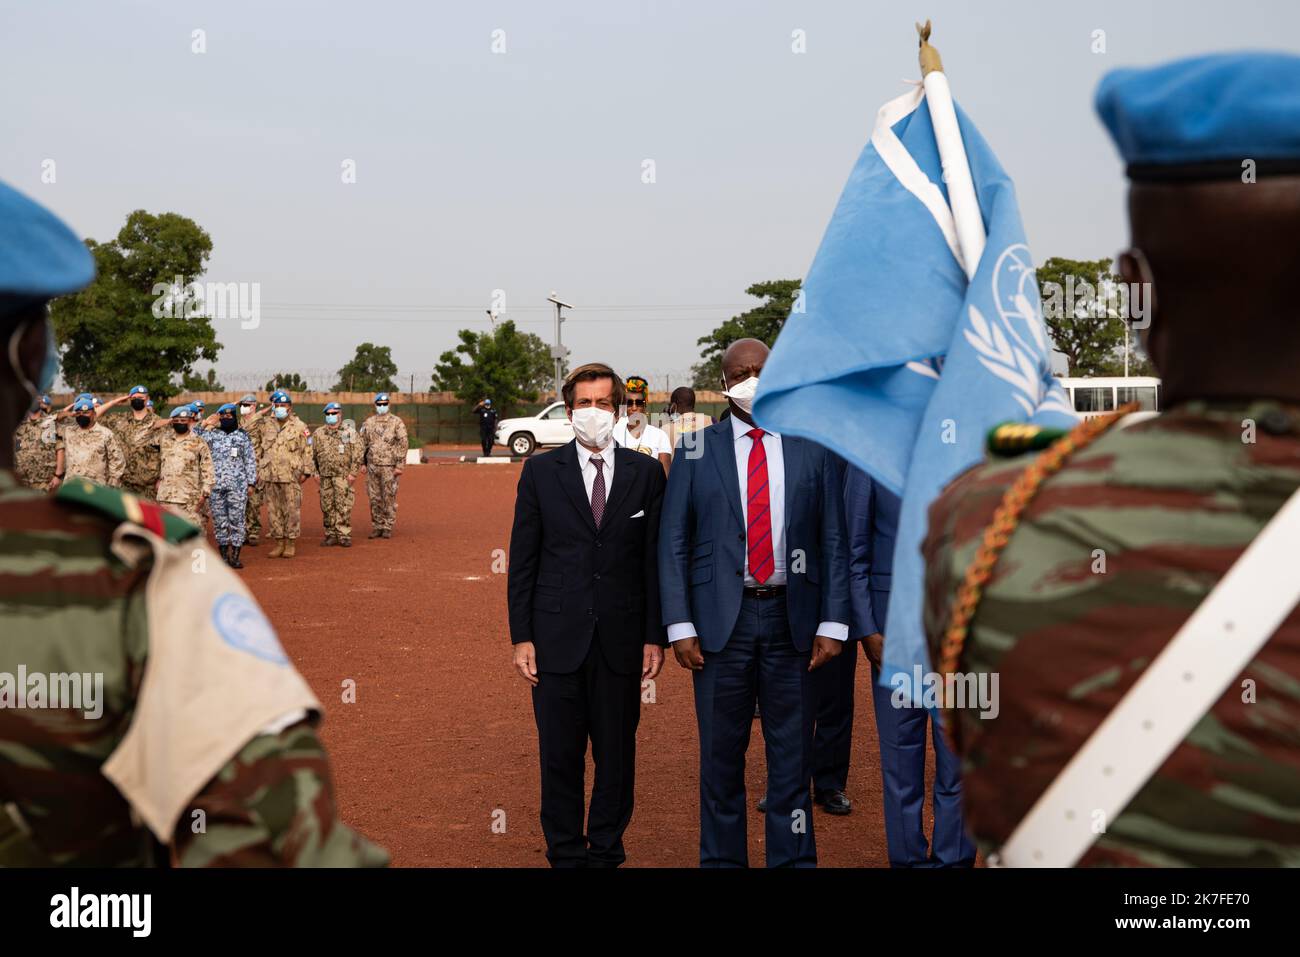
[692,279,801,389]
[1037,257,1141,377]
[332,342,399,392]
[431,320,561,412]
[50,210,221,404]
[264,372,309,392]
[180,367,224,391]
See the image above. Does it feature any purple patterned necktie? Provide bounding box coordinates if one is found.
[590,456,606,528]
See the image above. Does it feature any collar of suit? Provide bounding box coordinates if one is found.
[557,440,635,536]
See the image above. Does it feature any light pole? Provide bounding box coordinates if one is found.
[547,292,573,401]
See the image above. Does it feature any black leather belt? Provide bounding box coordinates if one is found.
[743,585,786,599]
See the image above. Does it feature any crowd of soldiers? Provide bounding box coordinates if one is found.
[13,383,411,568]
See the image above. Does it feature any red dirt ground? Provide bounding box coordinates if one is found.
[239,453,938,867]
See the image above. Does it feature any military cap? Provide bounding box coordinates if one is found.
[324,401,342,413]
[270,389,291,403]
[1096,53,1300,180]
[40,394,51,405]
[190,400,205,412]
[374,392,390,403]
[128,384,148,396]
[0,179,95,309]
[217,402,237,415]
[72,396,95,413]
[170,405,194,419]
[240,393,257,404]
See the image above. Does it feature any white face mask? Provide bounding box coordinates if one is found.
[570,407,615,449]
[722,374,760,415]
[239,404,253,416]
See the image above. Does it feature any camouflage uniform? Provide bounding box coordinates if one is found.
[103,410,161,499]
[58,422,125,487]
[262,414,314,541]
[923,402,1300,867]
[243,414,275,544]
[13,413,57,489]
[0,469,388,867]
[156,430,214,527]
[360,412,408,535]
[312,422,362,544]
[200,427,257,546]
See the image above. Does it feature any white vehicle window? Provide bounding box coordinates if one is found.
[541,405,568,420]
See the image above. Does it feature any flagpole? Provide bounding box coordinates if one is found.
[918,20,985,281]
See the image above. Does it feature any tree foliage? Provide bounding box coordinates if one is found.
[332,342,399,392]
[180,368,224,391]
[264,372,309,392]
[1038,256,1154,377]
[50,210,221,404]
[692,279,801,389]
[431,320,560,412]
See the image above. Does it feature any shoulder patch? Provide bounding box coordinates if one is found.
[56,479,201,543]
[986,421,1070,457]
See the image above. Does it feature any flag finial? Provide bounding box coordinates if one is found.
[917,19,943,77]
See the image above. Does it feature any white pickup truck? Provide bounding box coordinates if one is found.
[494,402,574,456]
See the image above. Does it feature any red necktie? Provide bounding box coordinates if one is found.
[745,429,773,583]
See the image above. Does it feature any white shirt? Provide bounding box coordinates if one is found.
[666,416,847,643]
[613,418,672,459]
[576,441,616,504]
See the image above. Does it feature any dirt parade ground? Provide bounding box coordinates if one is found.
[240,453,936,867]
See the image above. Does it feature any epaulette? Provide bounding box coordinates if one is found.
[55,479,200,543]
[986,421,1070,457]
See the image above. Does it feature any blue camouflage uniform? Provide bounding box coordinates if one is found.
[200,404,258,546]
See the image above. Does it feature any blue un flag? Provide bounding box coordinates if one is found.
[753,85,1076,691]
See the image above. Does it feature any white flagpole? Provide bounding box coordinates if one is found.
[918,21,985,281]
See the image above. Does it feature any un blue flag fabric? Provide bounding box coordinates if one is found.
[753,86,1076,696]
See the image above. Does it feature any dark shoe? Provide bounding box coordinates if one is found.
[339,539,352,548]
[757,794,768,813]
[380,529,392,539]
[815,789,852,815]
[322,535,337,546]
[368,530,381,539]
[219,544,230,565]
[244,536,258,546]
[229,546,243,569]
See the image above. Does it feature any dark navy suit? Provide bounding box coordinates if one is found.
[659,420,850,867]
[844,465,975,867]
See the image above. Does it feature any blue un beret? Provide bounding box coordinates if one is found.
[217,403,237,415]
[324,402,341,413]
[0,179,95,312]
[129,384,148,396]
[1097,52,1300,180]
[271,390,290,403]
[375,392,390,403]
[72,397,95,413]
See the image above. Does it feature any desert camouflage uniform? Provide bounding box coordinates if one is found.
[262,414,314,540]
[312,422,362,544]
[58,422,125,487]
[0,469,388,866]
[243,414,275,544]
[13,414,57,489]
[923,401,1300,867]
[360,412,408,534]
[157,430,214,527]
[103,410,161,499]
[200,427,257,546]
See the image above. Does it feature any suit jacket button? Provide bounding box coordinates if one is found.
[593,573,601,580]
[595,541,602,548]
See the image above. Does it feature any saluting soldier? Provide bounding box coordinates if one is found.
[51,394,125,490]
[13,393,56,489]
[359,390,407,539]
[0,176,387,866]
[238,393,272,545]
[199,403,257,568]
[262,389,314,559]
[313,401,363,547]
[154,406,214,527]
[102,384,162,499]
[924,54,1300,867]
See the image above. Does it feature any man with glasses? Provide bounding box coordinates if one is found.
[612,375,672,476]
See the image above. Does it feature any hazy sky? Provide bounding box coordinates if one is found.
[6,0,1298,392]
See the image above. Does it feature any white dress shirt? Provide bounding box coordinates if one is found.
[667,416,847,643]
[576,441,616,503]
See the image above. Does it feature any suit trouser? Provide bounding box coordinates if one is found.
[693,594,817,868]
[812,633,857,793]
[532,638,640,867]
[871,663,976,867]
